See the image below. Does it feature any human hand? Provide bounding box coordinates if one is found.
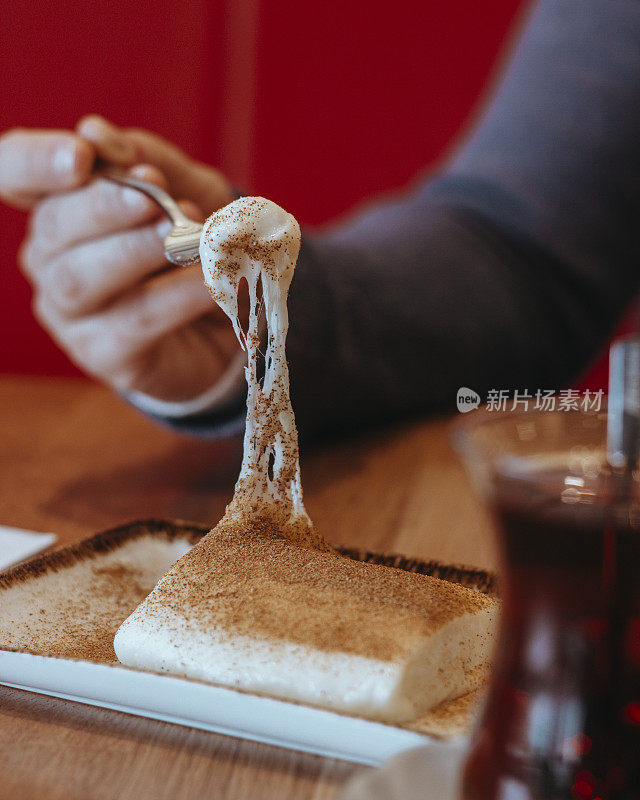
[0,115,244,405]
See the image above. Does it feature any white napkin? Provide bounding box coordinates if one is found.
[340,740,467,800]
[0,525,57,571]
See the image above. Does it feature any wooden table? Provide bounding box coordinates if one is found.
[0,375,497,800]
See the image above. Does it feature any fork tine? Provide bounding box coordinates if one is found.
[164,226,203,266]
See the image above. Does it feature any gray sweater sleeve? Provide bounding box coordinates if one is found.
[162,0,640,439]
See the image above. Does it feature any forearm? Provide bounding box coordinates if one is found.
[288,200,632,437]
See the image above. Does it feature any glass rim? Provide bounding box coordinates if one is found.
[451,406,609,462]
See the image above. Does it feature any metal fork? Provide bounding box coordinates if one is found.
[96,167,203,266]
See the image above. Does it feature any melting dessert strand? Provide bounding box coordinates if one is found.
[199,197,329,550]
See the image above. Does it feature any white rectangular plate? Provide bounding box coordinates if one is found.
[0,649,431,765]
[0,519,486,764]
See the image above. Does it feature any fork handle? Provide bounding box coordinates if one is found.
[94,166,197,229]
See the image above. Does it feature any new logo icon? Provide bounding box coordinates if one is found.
[456,387,481,413]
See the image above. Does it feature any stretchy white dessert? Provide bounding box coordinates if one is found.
[114,197,497,722]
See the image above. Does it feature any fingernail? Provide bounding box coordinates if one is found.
[129,164,152,179]
[121,187,149,211]
[156,219,172,237]
[53,144,77,177]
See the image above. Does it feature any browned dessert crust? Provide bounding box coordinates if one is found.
[142,514,497,663]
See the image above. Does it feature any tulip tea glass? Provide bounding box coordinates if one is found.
[456,410,640,800]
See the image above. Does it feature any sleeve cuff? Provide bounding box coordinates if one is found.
[125,349,246,419]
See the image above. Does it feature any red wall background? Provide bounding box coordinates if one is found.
[2,0,548,379]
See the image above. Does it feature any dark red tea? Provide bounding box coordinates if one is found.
[462,469,640,800]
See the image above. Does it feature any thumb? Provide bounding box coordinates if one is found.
[76,114,138,167]
[76,115,233,215]
[124,126,233,215]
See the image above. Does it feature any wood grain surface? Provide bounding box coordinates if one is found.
[0,375,497,800]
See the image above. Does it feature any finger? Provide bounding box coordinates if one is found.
[106,263,216,354]
[0,129,94,208]
[37,219,170,317]
[35,264,217,379]
[123,127,233,214]
[27,164,167,260]
[76,115,138,166]
[33,197,205,318]
[6,190,47,212]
